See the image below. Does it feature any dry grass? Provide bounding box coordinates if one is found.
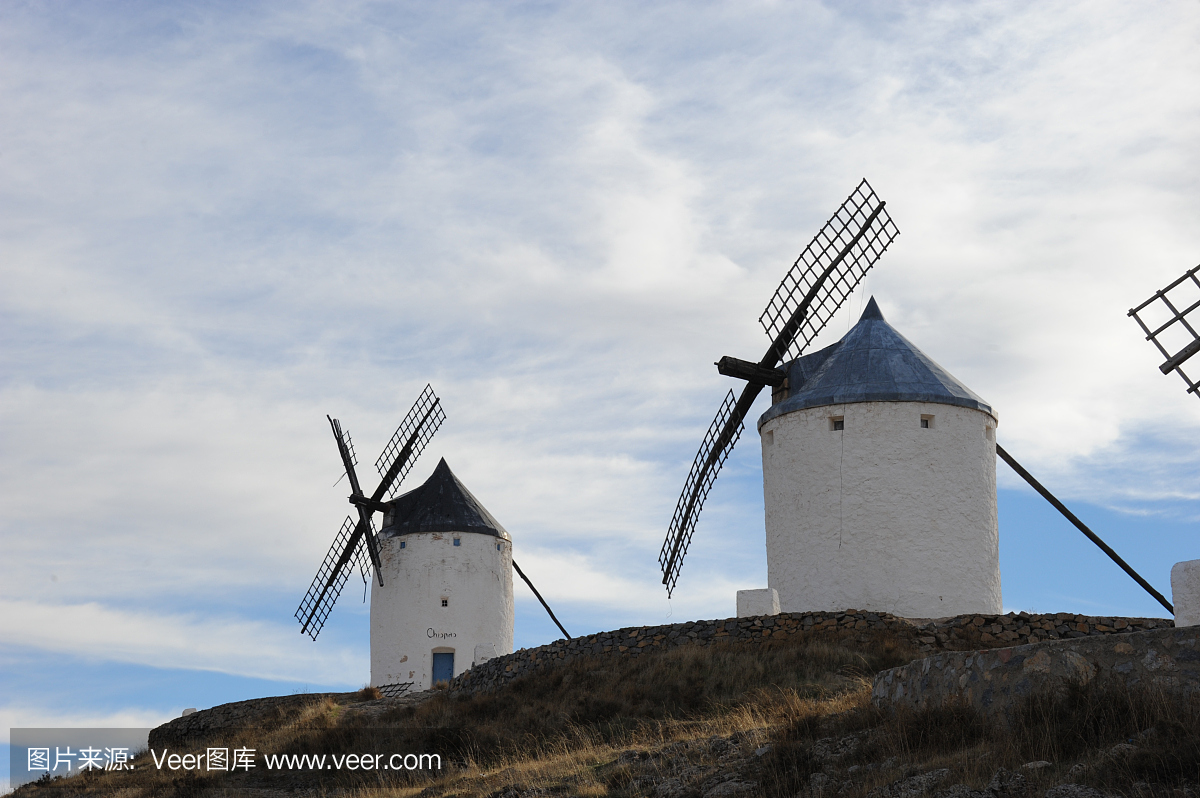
[15,629,1198,798]
[758,676,1200,798]
[383,634,915,759]
[355,686,383,702]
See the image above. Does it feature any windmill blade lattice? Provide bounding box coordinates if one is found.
[376,384,447,498]
[1129,263,1200,397]
[341,427,358,471]
[295,516,372,640]
[760,179,899,364]
[660,179,899,596]
[660,390,743,596]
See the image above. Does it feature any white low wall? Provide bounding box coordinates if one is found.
[737,589,780,617]
[1173,560,1200,627]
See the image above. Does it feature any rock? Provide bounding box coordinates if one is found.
[987,767,1027,798]
[868,768,951,798]
[873,626,1192,717]
[706,735,734,757]
[812,773,830,793]
[1022,761,1053,771]
[654,778,687,798]
[812,732,865,764]
[937,786,989,798]
[1065,764,1088,780]
[1107,743,1137,757]
[754,745,771,757]
[1045,786,1106,798]
[486,786,546,798]
[703,779,756,797]
[617,749,644,764]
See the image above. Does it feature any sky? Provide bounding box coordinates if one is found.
[2,0,1200,787]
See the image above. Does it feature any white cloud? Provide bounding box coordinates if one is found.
[0,599,364,686]
[2,1,1200,727]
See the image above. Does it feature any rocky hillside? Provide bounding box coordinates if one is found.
[12,613,1198,798]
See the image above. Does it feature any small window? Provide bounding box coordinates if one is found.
[830,416,844,431]
[399,541,406,549]
[441,598,448,607]
[496,543,501,551]
[920,414,934,429]
[453,538,461,547]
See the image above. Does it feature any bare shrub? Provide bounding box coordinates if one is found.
[354,685,383,701]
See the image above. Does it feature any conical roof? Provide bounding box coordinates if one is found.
[380,458,510,539]
[758,297,995,429]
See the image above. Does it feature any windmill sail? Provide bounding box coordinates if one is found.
[376,384,446,498]
[296,517,371,640]
[1130,263,1200,397]
[659,179,899,596]
[659,390,742,596]
[296,385,447,640]
[759,179,900,365]
[329,414,384,581]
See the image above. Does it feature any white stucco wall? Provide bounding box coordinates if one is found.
[1172,559,1200,627]
[760,400,1001,619]
[370,530,514,690]
[737,588,780,617]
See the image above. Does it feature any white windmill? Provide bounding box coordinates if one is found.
[661,180,1176,622]
[296,386,569,694]
[371,457,514,690]
[660,180,997,618]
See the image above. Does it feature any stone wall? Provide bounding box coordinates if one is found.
[448,610,1172,696]
[907,611,1169,649]
[871,626,1200,716]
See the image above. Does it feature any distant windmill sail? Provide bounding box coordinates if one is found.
[1129,263,1200,397]
[295,384,446,640]
[659,179,899,596]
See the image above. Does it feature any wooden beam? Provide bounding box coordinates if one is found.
[348,495,392,514]
[716,356,786,387]
[1161,337,1200,374]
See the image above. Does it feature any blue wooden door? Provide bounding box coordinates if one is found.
[432,652,454,684]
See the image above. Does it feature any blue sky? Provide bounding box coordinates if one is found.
[3,0,1200,788]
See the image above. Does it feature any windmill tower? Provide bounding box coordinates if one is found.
[371,458,514,690]
[661,180,999,618]
[759,297,1001,617]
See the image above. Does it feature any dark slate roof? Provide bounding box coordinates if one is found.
[758,297,995,429]
[380,458,510,540]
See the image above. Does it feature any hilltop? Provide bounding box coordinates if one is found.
[12,612,1199,798]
